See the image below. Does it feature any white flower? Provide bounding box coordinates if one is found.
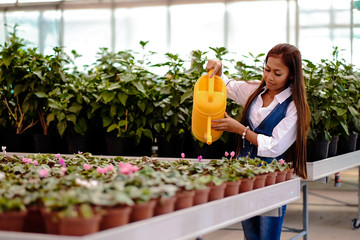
[0,172,5,181]
[89,180,99,187]
[2,146,6,155]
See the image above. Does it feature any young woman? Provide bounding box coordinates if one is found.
[206,43,310,240]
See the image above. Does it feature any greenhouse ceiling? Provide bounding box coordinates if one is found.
[0,0,235,11]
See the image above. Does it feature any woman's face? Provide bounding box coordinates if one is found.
[263,56,291,94]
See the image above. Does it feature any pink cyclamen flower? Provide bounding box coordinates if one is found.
[119,163,138,175]
[59,158,65,167]
[197,155,203,162]
[279,159,285,165]
[96,167,107,174]
[120,167,131,175]
[27,158,33,164]
[33,160,38,166]
[107,164,114,171]
[56,153,60,158]
[39,169,48,178]
[230,151,235,158]
[181,153,185,159]
[224,152,229,157]
[22,158,28,163]
[84,164,91,171]
[78,151,83,154]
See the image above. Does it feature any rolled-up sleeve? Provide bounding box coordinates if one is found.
[256,102,297,158]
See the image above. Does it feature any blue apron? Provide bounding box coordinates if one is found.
[240,94,293,240]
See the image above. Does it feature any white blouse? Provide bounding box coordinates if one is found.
[222,75,297,158]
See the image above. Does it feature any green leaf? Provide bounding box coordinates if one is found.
[46,113,55,124]
[101,91,116,104]
[57,120,67,136]
[66,114,76,124]
[74,117,87,135]
[35,92,47,98]
[110,104,117,117]
[3,55,14,67]
[348,106,358,117]
[118,120,128,127]
[103,117,112,127]
[68,103,82,114]
[180,90,193,104]
[107,123,118,132]
[138,101,146,112]
[330,106,347,116]
[13,85,23,96]
[118,93,128,106]
[132,81,145,94]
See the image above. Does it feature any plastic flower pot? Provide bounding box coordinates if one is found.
[175,190,195,210]
[253,174,267,189]
[154,196,176,216]
[130,200,156,222]
[193,187,210,205]
[275,171,287,183]
[0,210,28,232]
[239,178,254,193]
[285,168,294,181]
[224,180,241,197]
[100,205,132,230]
[58,214,102,236]
[208,182,226,201]
[265,172,278,186]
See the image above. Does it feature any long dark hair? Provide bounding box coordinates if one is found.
[238,43,310,179]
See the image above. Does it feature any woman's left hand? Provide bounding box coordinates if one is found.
[211,112,243,134]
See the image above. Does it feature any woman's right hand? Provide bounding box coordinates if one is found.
[206,59,222,78]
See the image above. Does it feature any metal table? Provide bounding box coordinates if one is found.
[292,150,360,240]
[0,152,301,240]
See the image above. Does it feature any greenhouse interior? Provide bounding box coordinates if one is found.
[0,0,359,239]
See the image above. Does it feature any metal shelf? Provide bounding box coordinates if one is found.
[306,150,360,181]
[0,178,300,240]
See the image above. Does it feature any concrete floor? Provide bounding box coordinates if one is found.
[203,167,360,240]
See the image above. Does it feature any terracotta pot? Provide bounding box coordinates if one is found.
[253,174,267,189]
[208,183,226,201]
[58,214,102,236]
[154,196,176,216]
[265,172,278,186]
[285,168,295,181]
[224,180,241,197]
[40,208,59,234]
[23,206,46,233]
[0,210,27,232]
[100,205,132,230]
[175,190,195,210]
[275,171,287,183]
[193,187,210,205]
[239,178,254,193]
[130,200,156,222]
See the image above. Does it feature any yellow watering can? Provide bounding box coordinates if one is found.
[192,70,227,145]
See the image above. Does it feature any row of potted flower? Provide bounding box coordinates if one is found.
[0,150,293,236]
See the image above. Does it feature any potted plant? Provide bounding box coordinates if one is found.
[0,178,28,232]
[94,46,154,156]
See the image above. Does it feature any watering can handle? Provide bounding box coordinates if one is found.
[207,116,212,145]
[208,69,214,102]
